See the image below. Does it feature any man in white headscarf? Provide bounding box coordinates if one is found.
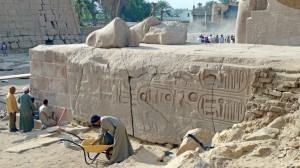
[17,86,36,132]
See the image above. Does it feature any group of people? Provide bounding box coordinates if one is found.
[6,86,134,164]
[197,34,235,44]
[6,86,57,132]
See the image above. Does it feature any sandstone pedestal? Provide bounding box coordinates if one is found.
[30,44,300,144]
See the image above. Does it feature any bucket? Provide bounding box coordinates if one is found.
[62,135,71,148]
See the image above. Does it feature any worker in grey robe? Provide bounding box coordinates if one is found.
[90,115,134,164]
[17,86,36,132]
[39,99,57,128]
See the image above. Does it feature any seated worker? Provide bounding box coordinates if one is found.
[39,99,57,129]
[90,115,134,164]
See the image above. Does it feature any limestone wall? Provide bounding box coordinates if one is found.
[0,0,81,51]
[247,1,300,46]
[29,44,300,144]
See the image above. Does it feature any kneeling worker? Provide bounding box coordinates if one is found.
[39,99,57,128]
[90,115,134,163]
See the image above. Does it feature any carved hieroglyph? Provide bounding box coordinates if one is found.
[30,44,300,144]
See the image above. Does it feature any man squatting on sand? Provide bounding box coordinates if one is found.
[90,115,134,163]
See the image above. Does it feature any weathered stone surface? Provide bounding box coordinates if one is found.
[143,21,187,45]
[5,137,60,153]
[59,124,90,134]
[246,127,280,141]
[176,128,214,156]
[30,44,300,144]
[130,17,161,43]
[236,0,300,46]
[86,17,131,48]
[166,150,210,168]
[130,29,140,47]
[0,0,81,50]
[212,141,259,159]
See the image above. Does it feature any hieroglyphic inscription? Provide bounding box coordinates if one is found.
[134,67,252,133]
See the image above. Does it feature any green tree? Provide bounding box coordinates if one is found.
[121,0,151,22]
[218,0,238,5]
[205,1,217,9]
[157,0,173,21]
[99,0,109,23]
[197,2,203,9]
[84,0,101,26]
[72,0,89,26]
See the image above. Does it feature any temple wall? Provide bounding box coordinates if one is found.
[29,44,300,144]
[247,1,300,46]
[0,0,81,51]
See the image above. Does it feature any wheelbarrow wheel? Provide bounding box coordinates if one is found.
[105,147,113,160]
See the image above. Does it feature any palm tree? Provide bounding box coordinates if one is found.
[205,1,217,9]
[72,0,89,25]
[84,0,101,26]
[157,0,172,21]
[219,0,237,5]
[99,0,109,23]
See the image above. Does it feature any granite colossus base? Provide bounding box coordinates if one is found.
[29,43,300,144]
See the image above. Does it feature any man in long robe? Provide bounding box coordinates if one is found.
[6,86,19,132]
[90,115,134,164]
[39,99,57,128]
[17,86,36,132]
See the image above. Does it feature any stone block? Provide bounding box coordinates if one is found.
[30,61,43,76]
[54,93,70,108]
[56,64,67,79]
[283,81,298,88]
[282,92,294,99]
[42,62,56,77]
[31,76,49,91]
[246,127,279,141]
[48,78,68,94]
[258,78,272,83]
[269,90,282,97]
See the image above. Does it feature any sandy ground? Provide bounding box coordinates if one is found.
[0,126,174,168]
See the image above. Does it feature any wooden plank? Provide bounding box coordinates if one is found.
[0,73,31,80]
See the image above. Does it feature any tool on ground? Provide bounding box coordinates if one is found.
[187,134,214,151]
[60,132,114,165]
[56,107,66,126]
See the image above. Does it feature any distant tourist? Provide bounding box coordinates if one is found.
[6,86,19,132]
[208,35,213,43]
[197,36,202,43]
[215,35,219,43]
[204,35,210,43]
[231,36,235,43]
[226,36,230,43]
[219,35,224,43]
[1,42,7,57]
[17,86,36,133]
[39,99,57,129]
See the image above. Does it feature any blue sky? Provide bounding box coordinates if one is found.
[150,0,211,10]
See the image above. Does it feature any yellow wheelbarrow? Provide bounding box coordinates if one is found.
[61,132,113,165]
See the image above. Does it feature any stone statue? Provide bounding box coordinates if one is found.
[235,0,268,43]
